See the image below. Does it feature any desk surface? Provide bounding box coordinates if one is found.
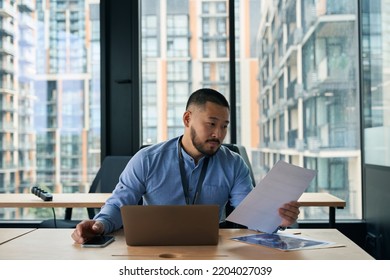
[0,228,37,245]
[0,192,345,208]
[298,192,346,208]
[0,193,109,208]
[0,228,373,260]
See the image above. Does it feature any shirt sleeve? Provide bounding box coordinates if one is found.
[94,151,147,234]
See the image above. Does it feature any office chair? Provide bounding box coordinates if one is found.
[221,143,256,228]
[222,144,255,187]
[39,155,131,228]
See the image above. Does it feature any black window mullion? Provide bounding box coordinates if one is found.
[229,0,237,144]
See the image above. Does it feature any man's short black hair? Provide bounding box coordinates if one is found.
[186,88,230,110]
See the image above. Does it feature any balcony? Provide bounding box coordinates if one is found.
[0,161,17,170]
[0,141,15,151]
[0,40,14,55]
[0,101,15,111]
[19,0,35,12]
[269,140,287,150]
[0,121,16,132]
[0,1,16,18]
[0,20,14,35]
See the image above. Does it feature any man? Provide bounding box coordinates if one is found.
[72,88,300,244]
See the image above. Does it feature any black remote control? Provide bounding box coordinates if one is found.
[31,186,53,201]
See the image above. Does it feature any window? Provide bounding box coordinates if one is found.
[362,0,390,167]
[167,38,189,57]
[0,0,101,221]
[202,2,210,14]
[167,61,189,81]
[142,15,158,36]
[167,15,188,36]
[217,40,227,57]
[138,0,361,222]
[203,63,211,81]
[217,2,226,13]
[202,18,210,36]
[217,18,226,35]
[278,75,284,99]
[203,40,210,57]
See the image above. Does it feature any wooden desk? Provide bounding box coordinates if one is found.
[0,192,345,226]
[0,228,37,245]
[0,193,109,208]
[0,228,373,260]
[298,193,346,227]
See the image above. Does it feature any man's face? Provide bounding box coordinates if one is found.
[187,102,230,157]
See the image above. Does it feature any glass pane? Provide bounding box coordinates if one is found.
[0,0,101,220]
[252,0,361,220]
[141,0,230,145]
[361,0,390,167]
[141,0,362,221]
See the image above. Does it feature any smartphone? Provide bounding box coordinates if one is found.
[82,235,115,248]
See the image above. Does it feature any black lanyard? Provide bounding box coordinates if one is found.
[178,138,210,205]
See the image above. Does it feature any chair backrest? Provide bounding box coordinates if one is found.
[221,143,255,228]
[222,143,255,187]
[88,155,132,194]
[87,155,132,218]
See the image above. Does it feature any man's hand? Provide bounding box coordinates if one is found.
[278,201,301,227]
[71,220,104,244]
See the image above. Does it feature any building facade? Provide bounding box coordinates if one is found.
[0,0,100,219]
[257,0,361,219]
[141,0,260,149]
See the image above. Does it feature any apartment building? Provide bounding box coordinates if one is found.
[0,0,100,219]
[257,0,360,219]
[141,0,260,148]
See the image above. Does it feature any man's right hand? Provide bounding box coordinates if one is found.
[71,220,105,244]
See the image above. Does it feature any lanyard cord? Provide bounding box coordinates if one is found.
[178,138,210,205]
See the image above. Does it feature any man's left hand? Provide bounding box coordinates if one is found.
[278,201,301,227]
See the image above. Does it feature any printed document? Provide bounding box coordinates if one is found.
[226,160,316,233]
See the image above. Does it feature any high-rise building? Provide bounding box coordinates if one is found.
[0,0,37,219]
[256,0,361,219]
[0,0,100,220]
[33,0,99,201]
[141,0,260,151]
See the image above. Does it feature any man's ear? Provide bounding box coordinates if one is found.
[183,111,191,127]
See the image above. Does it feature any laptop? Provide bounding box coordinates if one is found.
[120,204,219,246]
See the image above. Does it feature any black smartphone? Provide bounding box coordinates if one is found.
[82,235,115,248]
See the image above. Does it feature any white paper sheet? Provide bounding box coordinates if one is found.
[226,160,316,233]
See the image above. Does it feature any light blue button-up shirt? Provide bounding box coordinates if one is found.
[95,136,253,234]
